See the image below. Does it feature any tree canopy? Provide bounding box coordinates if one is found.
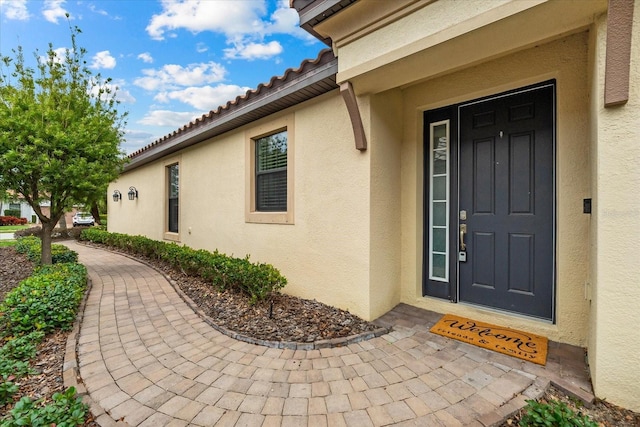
[0,20,127,263]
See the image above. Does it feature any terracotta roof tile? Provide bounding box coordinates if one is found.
[128,48,337,161]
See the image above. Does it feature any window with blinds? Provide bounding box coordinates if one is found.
[255,130,287,212]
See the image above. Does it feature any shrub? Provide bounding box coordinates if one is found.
[13,237,78,264]
[0,263,87,337]
[14,236,40,255]
[520,399,598,427]
[0,216,27,226]
[2,210,20,218]
[0,331,44,362]
[2,387,88,427]
[0,376,18,407]
[14,226,85,240]
[80,229,287,303]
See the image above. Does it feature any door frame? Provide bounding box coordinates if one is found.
[422,80,557,322]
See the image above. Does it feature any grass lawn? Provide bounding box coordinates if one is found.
[0,224,31,232]
[0,240,16,247]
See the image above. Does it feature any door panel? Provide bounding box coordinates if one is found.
[458,84,554,320]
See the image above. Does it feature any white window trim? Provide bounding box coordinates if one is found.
[245,114,295,224]
[164,157,181,241]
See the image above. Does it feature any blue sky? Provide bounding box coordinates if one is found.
[0,0,323,154]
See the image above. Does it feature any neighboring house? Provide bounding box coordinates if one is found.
[0,194,38,223]
[0,194,82,226]
[108,0,640,411]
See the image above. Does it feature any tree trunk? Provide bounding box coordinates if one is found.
[41,220,54,265]
[90,202,101,225]
[58,214,67,230]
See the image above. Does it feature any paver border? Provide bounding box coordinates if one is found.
[63,270,131,426]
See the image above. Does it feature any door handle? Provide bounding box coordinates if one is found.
[460,224,467,251]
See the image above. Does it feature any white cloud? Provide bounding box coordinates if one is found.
[90,50,116,69]
[121,129,156,154]
[134,62,227,91]
[224,41,283,61]
[0,0,30,20]
[89,79,135,104]
[146,0,266,41]
[87,3,107,16]
[42,0,68,24]
[154,84,249,110]
[107,80,136,104]
[263,0,311,40]
[196,43,208,53]
[146,0,315,60]
[138,110,201,127]
[39,47,68,65]
[137,52,153,63]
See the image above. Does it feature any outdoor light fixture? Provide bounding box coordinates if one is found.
[128,186,138,200]
[112,190,122,202]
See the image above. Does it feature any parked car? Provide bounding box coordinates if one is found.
[72,212,95,227]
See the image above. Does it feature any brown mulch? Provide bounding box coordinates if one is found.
[1,243,639,426]
[0,247,33,301]
[162,269,381,343]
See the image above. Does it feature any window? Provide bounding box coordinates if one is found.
[167,163,179,234]
[256,131,287,212]
[245,114,294,224]
[428,120,450,281]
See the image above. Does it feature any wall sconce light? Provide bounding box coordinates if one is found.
[112,190,122,202]
[128,186,138,200]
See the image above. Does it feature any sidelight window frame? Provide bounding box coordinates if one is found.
[428,120,450,282]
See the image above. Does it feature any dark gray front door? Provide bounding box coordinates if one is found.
[458,84,555,320]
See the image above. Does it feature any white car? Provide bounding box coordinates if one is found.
[72,212,95,227]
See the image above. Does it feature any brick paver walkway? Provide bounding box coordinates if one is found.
[62,241,592,426]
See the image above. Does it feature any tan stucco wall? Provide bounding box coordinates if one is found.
[326,0,606,94]
[109,92,376,320]
[588,5,640,412]
[396,33,592,346]
[368,90,403,319]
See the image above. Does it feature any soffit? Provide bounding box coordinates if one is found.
[291,0,359,45]
[314,0,428,47]
[334,0,607,95]
[125,49,338,172]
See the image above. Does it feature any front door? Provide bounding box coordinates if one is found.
[424,82,555,320]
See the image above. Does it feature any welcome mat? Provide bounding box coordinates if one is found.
[429,314,548,365]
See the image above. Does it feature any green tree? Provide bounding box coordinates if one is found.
[0,20,127,264]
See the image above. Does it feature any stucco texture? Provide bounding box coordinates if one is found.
[587,4,640,412]
[109,93,376,320]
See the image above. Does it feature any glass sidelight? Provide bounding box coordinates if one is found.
[428,121,450,281]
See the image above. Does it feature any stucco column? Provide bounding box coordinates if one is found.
[588,4,640,412]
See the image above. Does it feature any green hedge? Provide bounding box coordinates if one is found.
[80,229,287,303]
[14,236,78,264]
[2,210,20,218]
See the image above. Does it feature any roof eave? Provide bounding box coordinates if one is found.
[124,56,338,173]
[292,0,359,45]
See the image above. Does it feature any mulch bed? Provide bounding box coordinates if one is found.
[129,249,383,344]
